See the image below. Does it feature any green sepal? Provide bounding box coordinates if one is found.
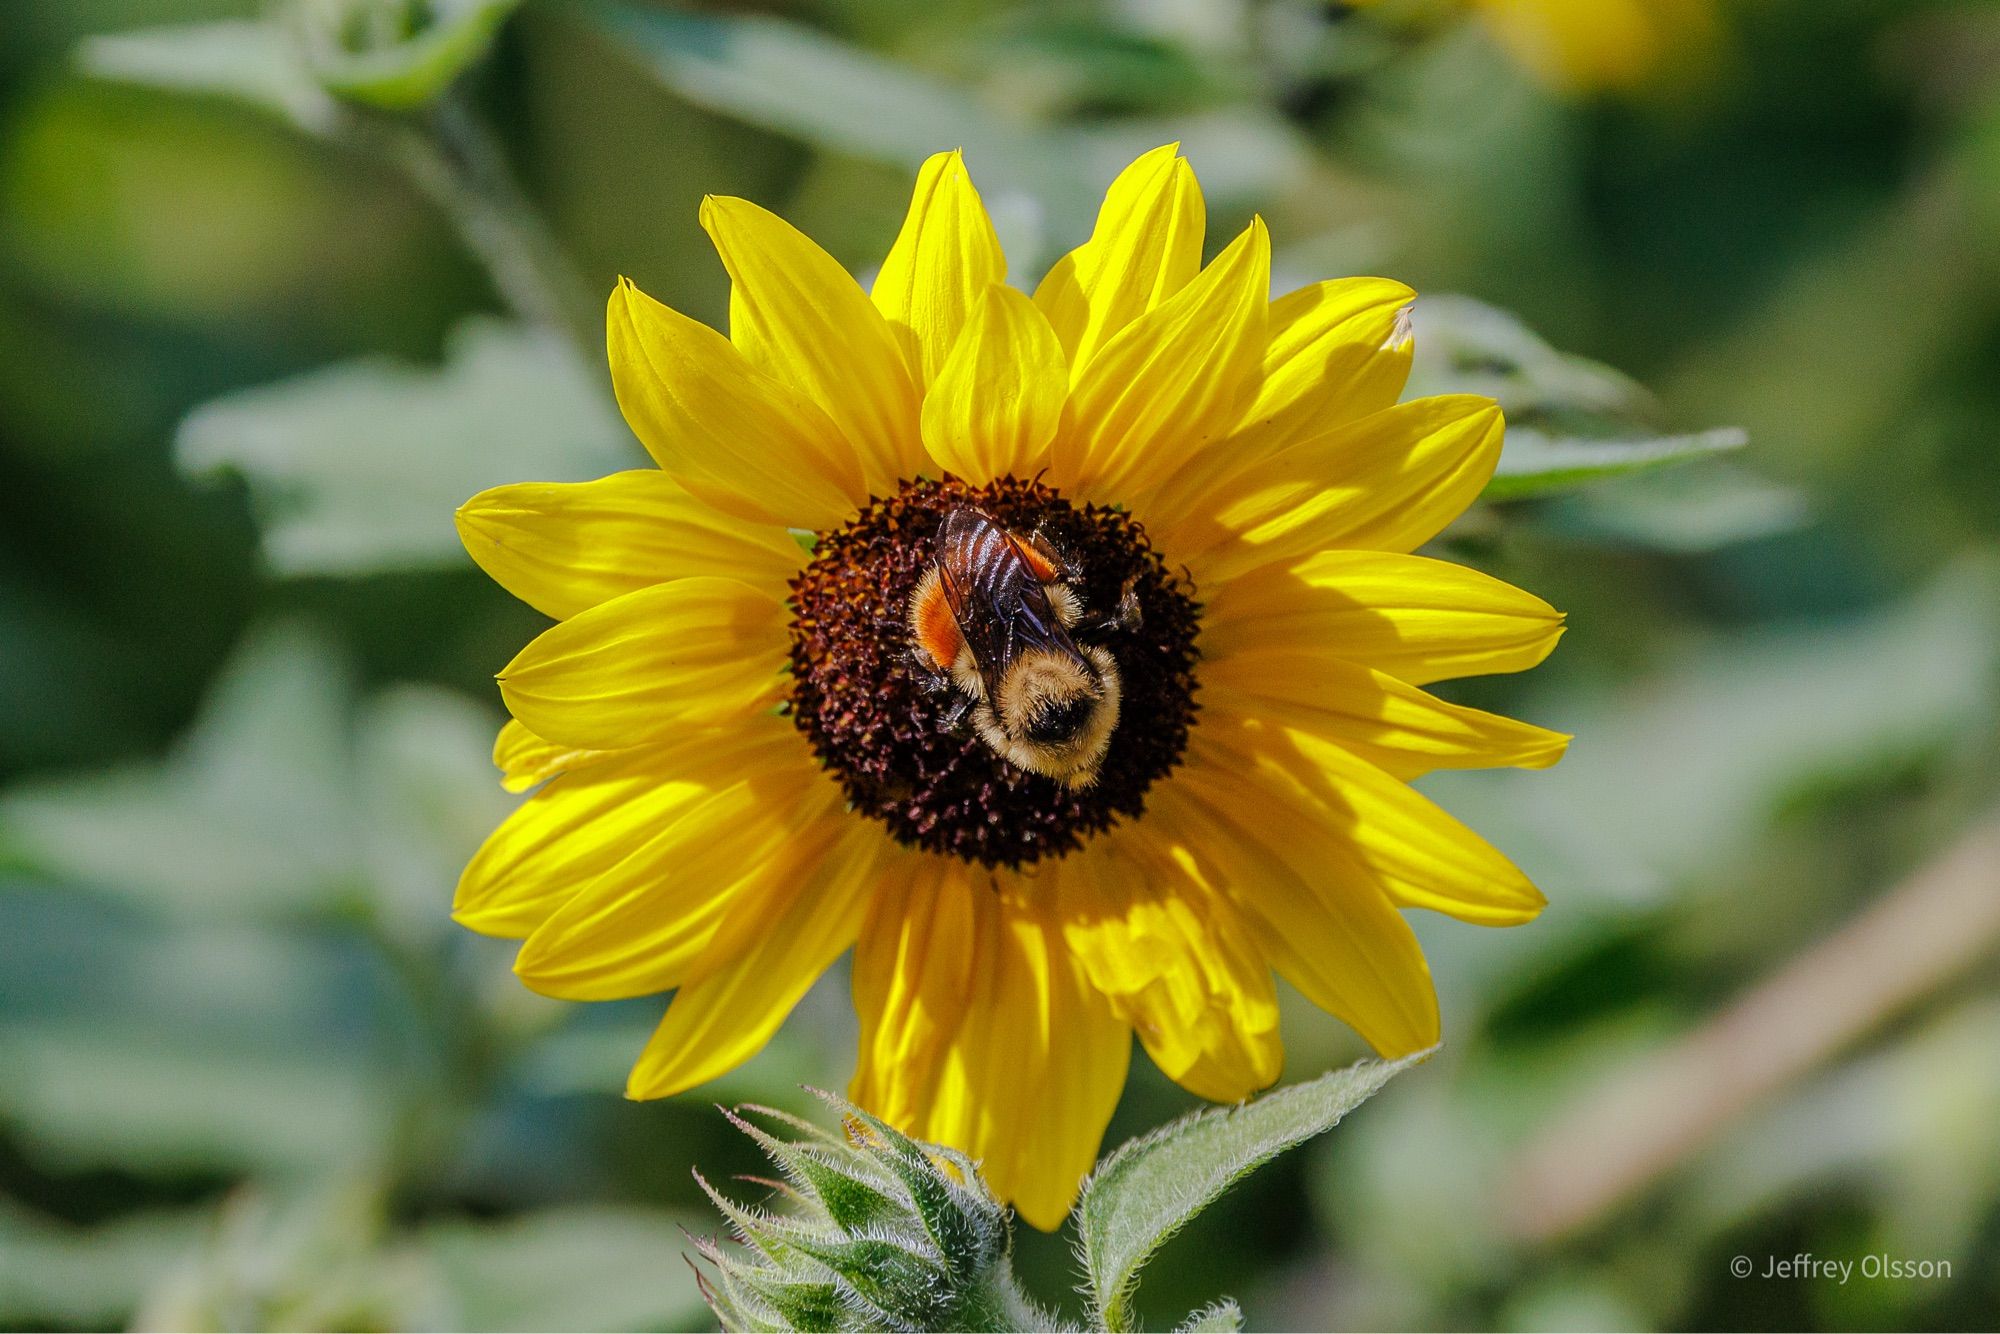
[1174,1298,1245,1332]
[771,1235,953,1331]
[723,1108,906,1234]
[813,1092,1004,1286]
[721,1262,855,1333]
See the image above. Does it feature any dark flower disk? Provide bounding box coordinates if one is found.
[786,476,1201,869]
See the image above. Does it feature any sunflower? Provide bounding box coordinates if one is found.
[453,145,1567,1229]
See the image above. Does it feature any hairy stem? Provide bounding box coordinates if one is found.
[350,94,604,372]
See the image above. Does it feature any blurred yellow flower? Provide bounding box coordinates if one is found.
[1350,0,1717,92]
[1474,0,1715,91]
[453,145,1567,1228]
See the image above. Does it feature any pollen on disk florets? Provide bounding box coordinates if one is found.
[786,476,1199,869]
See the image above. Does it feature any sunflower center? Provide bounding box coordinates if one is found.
[786,476,1200,869]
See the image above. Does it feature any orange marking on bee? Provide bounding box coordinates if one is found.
[911,569,964,670]
[1013,535,1060,584]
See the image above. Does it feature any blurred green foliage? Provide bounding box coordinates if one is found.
[1,0,1997,1330]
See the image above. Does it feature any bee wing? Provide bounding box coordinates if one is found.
[935,509,1082,697]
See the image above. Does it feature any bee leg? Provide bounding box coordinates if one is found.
[937,692,974,732]
[909,647,953,696]
[1083,577,1144,636]
[908,648,974,732]
[1111,578,1144,631]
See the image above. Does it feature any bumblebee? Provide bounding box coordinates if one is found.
[908,508,1137,788]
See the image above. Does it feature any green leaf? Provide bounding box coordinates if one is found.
[300,0,526,111]
[1406,295,1649,419]
[0,621,511,927]
[75,19,338,133]
[588,2,1090,231]
[0,623,356,916]
[130,1183,434,1332]
[1551,459,1807,552]
[592,3,1030,171]
[1077,1052,1431,1332]
[1483,426,1750,501]
[588,2,1307,246]
[176,318,634,576]
[1404,296,1749,503]
[423,1206,711,1332]
[0,1021,390,1175]
[353,683,524,946]
[78,3,522,120]
[0,1202,206,1326]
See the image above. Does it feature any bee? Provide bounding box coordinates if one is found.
[908,508,1137,788]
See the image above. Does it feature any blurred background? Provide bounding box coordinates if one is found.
[1,0,1997,1329]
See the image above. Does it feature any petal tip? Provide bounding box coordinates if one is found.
[451,502,484,550]
[510,941,582,1000]
[448,906,495,936]
[1483,892,1550,929]
[627,1053,700,1103]
[698,193,754,231]
[1387,300,1417,349]
[449,898,534,940]
[605,278,644,332]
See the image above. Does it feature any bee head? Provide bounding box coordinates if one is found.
[1024,692,1097,745]
[995,650,1096,737]
[984,646,1123,788]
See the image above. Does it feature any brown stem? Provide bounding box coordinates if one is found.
[1501,812,2000,1243]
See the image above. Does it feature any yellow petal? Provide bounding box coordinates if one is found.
[850,856,980,1124]
[1059,838,1282,1103]
[1176,396,1505,583]
[453,730,775,938]
[1240,278,1415,453]
[1191,718,1547,926]
[1203,656,1569,780]
[872,150,1007,389]
[513,745,835,1001]
[625,816,882,1099]
[1150,777,1440,1057]
[1201,550,1566,686]
[1032,144,1205,376]
[1142,278,1416,527]
[919,285,1068,484]
[491,718,609,794]
[457,470,803,621]
[497,578,786,751]
[851,866,1130,1230]
[608,280,864,529]
[1052,218,1269,505]
[702,195,924,494]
